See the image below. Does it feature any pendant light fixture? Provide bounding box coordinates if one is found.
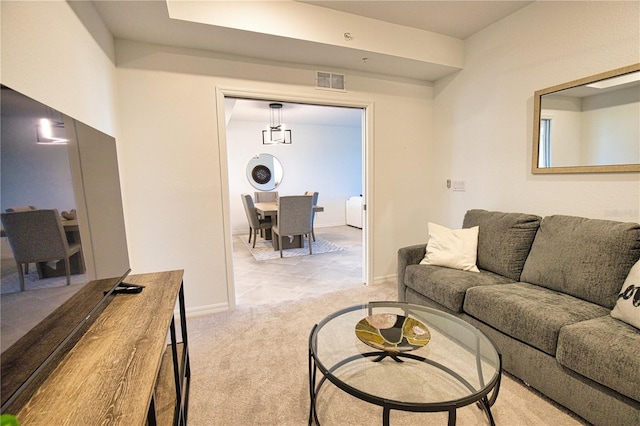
[262,102,292,144]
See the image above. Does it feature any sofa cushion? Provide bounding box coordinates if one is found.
[464,283,610,355]
[462,209,541,281]
[520,215,640,309]
[611,259,640,329]
[404,265,514,312]
[420,222,479,272]
[557,316,640,402]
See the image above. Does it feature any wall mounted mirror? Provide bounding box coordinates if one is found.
[532,63,640,174]
[246,153,283,190]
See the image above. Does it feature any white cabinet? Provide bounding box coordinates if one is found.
[346,196,363,228]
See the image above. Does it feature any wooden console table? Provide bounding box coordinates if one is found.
[14,270,190,425]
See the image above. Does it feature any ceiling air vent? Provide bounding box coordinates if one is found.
[316,71,346,92]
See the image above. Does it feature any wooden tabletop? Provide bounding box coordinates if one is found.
[254,202,324,216]
[15,270,184,425]
[61,219,78,227]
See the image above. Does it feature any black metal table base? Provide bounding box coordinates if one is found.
[308,326,501,426]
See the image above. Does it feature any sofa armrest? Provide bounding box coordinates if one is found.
[397,244,426,301]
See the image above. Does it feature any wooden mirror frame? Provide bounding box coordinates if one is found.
[532,63,640,174]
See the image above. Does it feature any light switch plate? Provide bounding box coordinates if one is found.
[452,180,466,192]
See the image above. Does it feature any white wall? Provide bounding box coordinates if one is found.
[4,1,638,316]
[582,90,640,165]
[0,1,117,135]
[226,117,362,234]
[428,1,640,228]
[541,96,583,167]
[543,89,640,167]
[114,40,433,313]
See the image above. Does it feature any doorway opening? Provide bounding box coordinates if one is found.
[216,92,372,309]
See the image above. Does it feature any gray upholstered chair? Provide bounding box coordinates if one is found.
[241,194,273,248]
[1,209,83,291]
[254,192,279,220]
[254,191,278,203]
[304,191,319,241]
[272,195,313,258]
[3,205,37,273]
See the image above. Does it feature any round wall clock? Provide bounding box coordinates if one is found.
[246,154,283,190]
[251,165,271,184]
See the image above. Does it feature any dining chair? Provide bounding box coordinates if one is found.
[3,205,37,273]
[272,195,313,258]
[304,191,319,241]
[254,192,279,220]
[1,209,83,291]
[241,194,273,248]
[254,191,278,203]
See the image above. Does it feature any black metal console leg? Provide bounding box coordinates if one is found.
[147,393,157,426]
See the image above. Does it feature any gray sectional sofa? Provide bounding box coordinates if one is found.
[397,210,640,426]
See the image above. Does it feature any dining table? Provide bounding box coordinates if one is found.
[254,202,324,250]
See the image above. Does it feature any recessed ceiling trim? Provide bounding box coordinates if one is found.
[165,0,464,70]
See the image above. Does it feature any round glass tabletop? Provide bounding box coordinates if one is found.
[309,302,501,424]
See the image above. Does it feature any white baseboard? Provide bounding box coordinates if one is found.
[177,302,229,319]
[314,222,350,229]
[176,278,395,320]
[372,274,396,285]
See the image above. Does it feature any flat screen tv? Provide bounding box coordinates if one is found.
[0,86,132,413]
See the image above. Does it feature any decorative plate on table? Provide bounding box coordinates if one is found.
[355,313,430,352]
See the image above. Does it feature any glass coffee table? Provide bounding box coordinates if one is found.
[308,302,502,426]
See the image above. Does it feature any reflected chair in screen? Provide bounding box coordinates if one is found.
[0,209,83,291]
[241,194,273,248]
[3,205,37,273]
[254,191,278,203]
[272,195,313,258]
[304,191,319,241]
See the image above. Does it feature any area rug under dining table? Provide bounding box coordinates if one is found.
[240,235,344,261]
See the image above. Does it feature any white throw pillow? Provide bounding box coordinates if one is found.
[420,222,480,272]
[611,259,640,329]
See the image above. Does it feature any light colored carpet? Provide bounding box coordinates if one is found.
[241,235,344,261]
[187,282,587,425]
